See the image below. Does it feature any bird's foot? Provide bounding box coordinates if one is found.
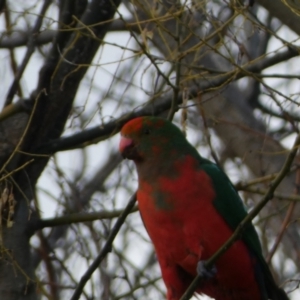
[197,261,217,279]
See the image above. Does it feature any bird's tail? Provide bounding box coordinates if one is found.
[271,286,289,300]
[263,264,289,300]
[256,257,289,300]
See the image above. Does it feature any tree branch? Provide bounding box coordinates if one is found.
[70,193,137,300]
[256,0,300,36]
[0,18,137,49]
[36,206,138,229]
[36,46,298,153]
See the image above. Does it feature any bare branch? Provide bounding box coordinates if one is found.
[37,206,138,229]
[70,193,137,300]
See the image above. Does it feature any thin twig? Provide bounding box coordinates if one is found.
[266,201,296,263]
[4,3,23,98]
[237,186,300,202]
[4,0,52,107]
[0,90,41,173]
[266,168,300,263]
[0,159,34,182]
[70,194,137,300]
[168,0,183,120]
[115,7,177,92]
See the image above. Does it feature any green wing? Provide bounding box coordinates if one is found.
[199,158,288,300]
[200,158,263,256]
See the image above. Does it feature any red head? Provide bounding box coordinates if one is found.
[119,116,197,164]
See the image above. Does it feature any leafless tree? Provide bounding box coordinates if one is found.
[0,0,299,299]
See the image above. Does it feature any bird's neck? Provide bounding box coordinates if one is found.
[135,152,191,183]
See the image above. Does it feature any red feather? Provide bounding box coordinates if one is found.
[138,155,261,299]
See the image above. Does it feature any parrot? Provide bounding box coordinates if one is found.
[119,116,289,300]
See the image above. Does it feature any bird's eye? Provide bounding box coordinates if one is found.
[143,128,151,135]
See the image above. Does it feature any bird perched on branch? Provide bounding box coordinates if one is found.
[119,116,289,300]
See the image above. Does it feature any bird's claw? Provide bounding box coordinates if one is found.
[197,261,217,279]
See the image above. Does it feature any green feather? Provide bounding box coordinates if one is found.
[200,158,287,300]
[200,159,263,254]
